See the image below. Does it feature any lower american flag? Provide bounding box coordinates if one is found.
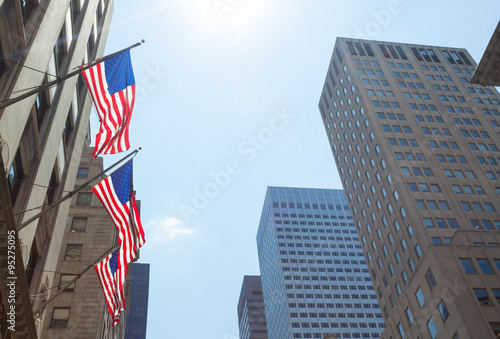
[95,248,126,326]
[81,50,136,158]
[92,159,145,269]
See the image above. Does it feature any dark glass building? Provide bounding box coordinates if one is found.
[125,263,150,339]
[237,275,268,339]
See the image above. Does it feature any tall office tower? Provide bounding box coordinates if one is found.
[125,263,150,339]
[0,1,112,338]
[257,187,385,339]
[39,145,131,338]
[237,275,268,339]
[318,37,500,338]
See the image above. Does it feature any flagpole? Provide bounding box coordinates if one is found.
[0,41,144,110]
[33,244,120,316]
[17,148,141,231]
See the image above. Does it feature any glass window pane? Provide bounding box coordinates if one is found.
[70,217,87,232]
[460,258,476,274]
[427,318,438,339]
[477,259,494,274]
[416,287,425,307]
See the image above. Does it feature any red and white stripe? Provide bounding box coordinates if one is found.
[92,179,145,269]
[95,253,127,326]
[82,63,135,158]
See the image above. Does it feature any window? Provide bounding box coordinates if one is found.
[438,300,449,322]
[50,308,70,328]
[474,289,492,306]
[77,167,89,178]
[65,244,83,260]
[59,274,77,292]
[406,308,414,324]
[424,270,436,290]
[477,259,494,274]
[460,258,476,274]
[398,322,405,338]
[427,318,438,339]
[76,192,92,206]
[416,287,425,307]
[70,217,87,232]
[492,289,500,303]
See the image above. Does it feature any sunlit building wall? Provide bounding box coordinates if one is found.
[318,37,500,338]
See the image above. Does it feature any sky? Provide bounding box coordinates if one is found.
[91,1,500,338]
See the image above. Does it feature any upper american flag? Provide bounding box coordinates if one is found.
[92,159,145,269]
[95,248,126,326]
[81,50,136,158]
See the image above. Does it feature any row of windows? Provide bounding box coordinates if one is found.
[276,220,354,225]
[285,284,372,291]
[453,117,482,126]
[279,255,365,266]
[291,321,380,328]
[273,202,350,210]
[290,311,380,319]
[397,81,425,89]
[415,199,450,211]
[392,71,419,79]
[426,74,455,82]
[475,97,500,105]
[367,89,394,97]
[469,142,499,152]
[404,92,432,100]
[468,86,495,95]
[401,167,433,177]
[460,258,500,275]
[277,226,355,232]
[432,84,459,92]
[280,241,361,249]
[281,263,367,274]
[293,332,380,338]
[442,168,476,179]
[460,201,496,212]
[275,213,353,220]
[394,152,425,162]
[284,275,370,283]
[470,219,500,231]
[389,138,420,149]
[288,301,379,309]
[423,217,459,229]
[362,78,389,87]
[435,154,467,164]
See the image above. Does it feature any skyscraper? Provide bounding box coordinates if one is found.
[125,263,150,339]
[318,37,500,338]
[237,275,268,339]
[256,187,385,339]
[39,145,130,339]
[0,1,113,337]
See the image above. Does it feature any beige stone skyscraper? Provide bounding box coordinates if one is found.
[0,1,113,337]
[318,38,500,338]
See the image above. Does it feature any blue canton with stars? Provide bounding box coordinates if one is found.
[109,248,120,275]
[104,50,135,95]
[110,160,133,206]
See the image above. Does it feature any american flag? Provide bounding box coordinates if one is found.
[92,159,145,269]
[95,248,126,326]
[81,50,136,158]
